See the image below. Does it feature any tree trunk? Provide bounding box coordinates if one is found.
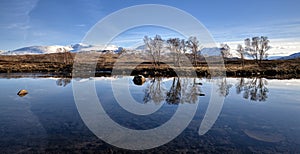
[241,55,244,69]
[194,51,197,67]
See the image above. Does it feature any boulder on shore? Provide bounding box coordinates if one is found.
[17,89,28,97]
[133,75,146,85]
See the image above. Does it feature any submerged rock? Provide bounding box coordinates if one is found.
[133,75,146,85]
[197,93,205,96]
[17,89,28,97]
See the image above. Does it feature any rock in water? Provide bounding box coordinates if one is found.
[17,89,28,97]
[244,129,285,143]
[133,75,146,85]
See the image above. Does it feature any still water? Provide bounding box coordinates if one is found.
[0,75,300,153]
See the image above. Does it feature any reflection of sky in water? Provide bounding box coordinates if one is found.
[0,77,300,153]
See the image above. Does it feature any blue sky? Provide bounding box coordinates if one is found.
[0,0,300,52]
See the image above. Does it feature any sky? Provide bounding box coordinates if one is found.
[0,0,300,56]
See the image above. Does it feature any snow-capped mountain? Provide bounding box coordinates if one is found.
[2,45,73,55]
[70,43,119,52]
[200,47,221,56]
[279,52,300,60]
[1,44,120,55]
[135,45,145,50]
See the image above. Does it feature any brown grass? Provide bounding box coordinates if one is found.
[0,53,299,78]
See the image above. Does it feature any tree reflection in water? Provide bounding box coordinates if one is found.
[235,77,269,102]
[166,77,181,104]
[217,78,233,97]
[180,78,204,104]
[143,77,204,105]
[143,77,167,105]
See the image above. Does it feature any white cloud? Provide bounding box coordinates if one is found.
[4,23,31,30]
[0,0,38,30]
[75,24,86,27]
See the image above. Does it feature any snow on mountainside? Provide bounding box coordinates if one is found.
[3,45,73,55]
[135,45,145,50]
[1,44,120,55]
[71,43,119,52]
[279,52,300,60]
[200,47,222,57]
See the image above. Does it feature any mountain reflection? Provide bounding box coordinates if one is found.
[56,78,71,87]
[142,77,204,105]
[235,77,269,102]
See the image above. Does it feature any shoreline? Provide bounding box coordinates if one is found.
[0,53,299,79]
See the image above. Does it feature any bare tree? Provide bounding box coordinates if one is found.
[244,36,270,64]
[244,37,257,62]
[236,44,245,68]
[167,38,183,66]
[180,39,188,65]
[259,36,270,62]
[220,43,231,60]
[181,39,187,53]
[144,35,164,69]
[186,36,201,66]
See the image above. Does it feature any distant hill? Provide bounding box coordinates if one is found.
[267,56,283,60]
[3,43,299,61]
[279,52,300,60]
